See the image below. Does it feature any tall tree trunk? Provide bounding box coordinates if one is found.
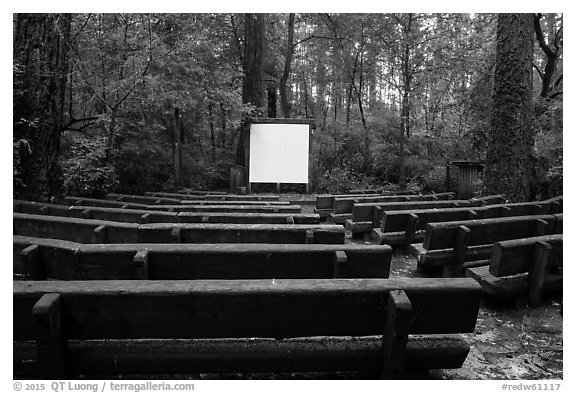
[279,13,295,118]
[13,13,72,202]
[398,15,413,190]
[235,13,265,167]
[484,14,534,202]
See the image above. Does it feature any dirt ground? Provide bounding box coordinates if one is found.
[288,193,564,380]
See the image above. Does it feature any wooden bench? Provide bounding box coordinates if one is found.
[14,236,391,280]
[345,199,472,238]
[204,195,280,202]
[179,189,228,195]
[315,193,373,218]
[14,200,318,225]
[13,278,482,378]
[106,193,182,205]
[331,192,455,218]
[13,213,344,244]
[179,199,290,205]
[66,197,302,213]
[466,234,562,307]
[372,197,563,249]
[413,214,563,277]
[144,191,205,200]
[65,196,152,209]
[14,213,139,244]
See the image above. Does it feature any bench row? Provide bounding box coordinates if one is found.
[466,234,562,307]
[14,278,482,378]
[13,213,345,245]
[14,236,392,281]
[373,196,564,248]
[314,190,428,216]
[14,200,318,225]
[411,213,563,277]
[66,196,296,211]
[347,195,526,236]
[109,192,282,205]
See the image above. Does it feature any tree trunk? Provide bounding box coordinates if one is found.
[279,13,295,118]
[235,13,265,168]
[13,13,72,202]
[484,13,534,202]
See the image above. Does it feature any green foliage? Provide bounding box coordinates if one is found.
[62,137,119,198]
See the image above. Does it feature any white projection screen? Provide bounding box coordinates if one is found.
[249,123,310,184]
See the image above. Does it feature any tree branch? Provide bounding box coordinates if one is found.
[534,13,557,58]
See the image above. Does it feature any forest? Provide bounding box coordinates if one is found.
[12,13,563,202]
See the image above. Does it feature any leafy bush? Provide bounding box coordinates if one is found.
[62,137,119,199]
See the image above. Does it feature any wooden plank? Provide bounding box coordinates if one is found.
[19,240,387,280]
[204,195,280,202]
[137,223,344,244]
[177,212,319,225]
[180,200,290,205]
[14,213,139,244]
[466,265,562,300]
[488,235,563,277]
[14,278,482,341]
[423,215,557,251]
[32,294,67,378]
[14,335,471,377]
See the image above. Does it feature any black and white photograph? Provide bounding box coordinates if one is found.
[10,3,566,387]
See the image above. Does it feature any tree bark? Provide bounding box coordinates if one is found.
[13,13,72,202]
[235,13,265,168]
[279,13,295,118]
[484,14,534,202]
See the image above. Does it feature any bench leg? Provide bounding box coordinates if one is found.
[381,290,412,379]
[22,244,46,280]
[444,225,470,278]
[32,293,68,378]
[528,241,552,307]
[403,213,419,254]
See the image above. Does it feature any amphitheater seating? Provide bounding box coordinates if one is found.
[13,236,391,280]
[412,214,563,277]
[14,200,318,225]
[65,197,302,213]
[13,213,344,244]
[466,234,562,307]
[13,277,482,378]
[373,197,563,249]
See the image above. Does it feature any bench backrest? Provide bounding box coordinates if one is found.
[380,199,561,233]
[204,195,280,201]
[423,215,561,251]
[14,236,391,280]
[13,213,344,244]
[14,278,482,341]
[67,197,302,213]
[15,201,317,225]
[488,234,563,277]
[353,200,470,224]
[106,193,182,205]
[334,193,455,215]
[14,213,139,244]
[179,200,290,205]
[144,191,204,200]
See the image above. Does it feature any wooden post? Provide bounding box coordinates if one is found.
[529,241,552,307]
[174,108,183,188]
[381,290,412,378]
[32,293,67,378]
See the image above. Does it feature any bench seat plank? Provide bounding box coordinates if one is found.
[465,265,562,299]
[14,278,482,341]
